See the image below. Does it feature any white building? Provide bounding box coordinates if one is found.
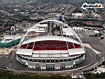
[16,19,85,71]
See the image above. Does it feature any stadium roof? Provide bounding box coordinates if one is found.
[21,36,81,45]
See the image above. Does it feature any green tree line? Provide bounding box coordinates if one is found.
[0,70,81,79]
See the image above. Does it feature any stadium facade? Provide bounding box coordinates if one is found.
[16,19,85,71]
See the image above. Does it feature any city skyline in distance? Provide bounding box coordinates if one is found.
[0,0,104,3]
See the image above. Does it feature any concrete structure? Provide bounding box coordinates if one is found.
[72,13,85,18]
[16,19,85,71]
[1,35,21,43]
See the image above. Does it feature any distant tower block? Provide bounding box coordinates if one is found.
[10,26,16,35]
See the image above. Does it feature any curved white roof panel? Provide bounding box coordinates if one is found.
[16,49,33,56]
[68,48,85,55]
[21,36,81,45]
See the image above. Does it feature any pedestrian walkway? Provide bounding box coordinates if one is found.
[84,43,101,54]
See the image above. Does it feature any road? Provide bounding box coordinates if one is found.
[0,30,105,74]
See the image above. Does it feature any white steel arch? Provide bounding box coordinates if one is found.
[17,19,85,51]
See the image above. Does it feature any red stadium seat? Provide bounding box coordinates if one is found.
[32,40,68,50]
[20,44,27,49]
[74,44,81,48]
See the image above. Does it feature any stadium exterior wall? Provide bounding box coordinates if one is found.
[16,54,85,70]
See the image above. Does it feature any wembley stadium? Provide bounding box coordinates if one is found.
[16,19,85,71]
